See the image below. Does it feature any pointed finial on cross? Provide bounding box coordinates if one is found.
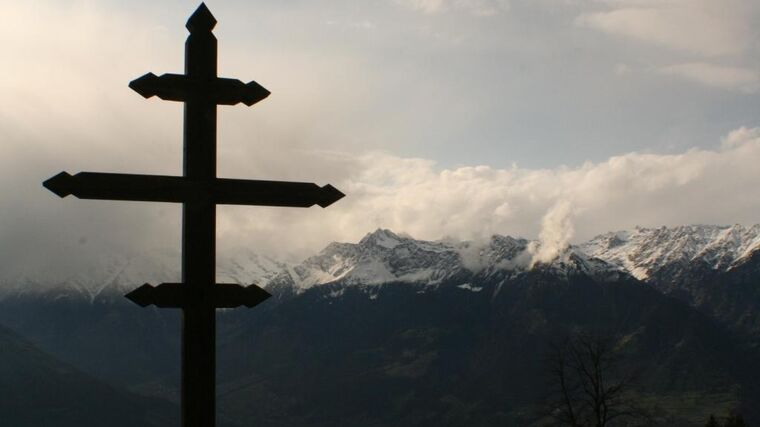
[186,3,217,33]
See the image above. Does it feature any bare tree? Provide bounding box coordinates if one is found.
[543,332,648,427]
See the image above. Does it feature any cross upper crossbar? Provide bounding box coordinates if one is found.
[130,72,270,106]
[43,171,344,207]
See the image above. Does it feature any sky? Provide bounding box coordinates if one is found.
[0,0,759,273]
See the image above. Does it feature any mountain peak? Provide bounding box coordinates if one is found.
[359,228,404,248]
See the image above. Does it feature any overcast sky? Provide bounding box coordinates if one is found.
[1,0,759,273]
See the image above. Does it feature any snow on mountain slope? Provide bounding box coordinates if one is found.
[581,224,760,280]
[216,249,288,285]
[267,229,464,291]
[267,229,623,293]
[0,247,287,302]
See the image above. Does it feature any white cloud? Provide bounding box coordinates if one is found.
[614,63,631,76]
[210,126,760,260]
[576,0,760,91]
[395,0,510,16]
[576,0,754,57]
[7,124,759,272]
[527,200,575,267]
[721,127,760,150]
[396,0,446,14]
[659,62,760,93]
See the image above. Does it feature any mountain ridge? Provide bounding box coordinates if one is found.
[581,224,760,280]
[269,224,760,294]
[4,224,759,301]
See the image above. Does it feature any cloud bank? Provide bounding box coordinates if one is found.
[5,125,759,275]
[293,126,760,250]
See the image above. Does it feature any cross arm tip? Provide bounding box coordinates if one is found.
[242,81,271,106]
[124,283,155,307]
[129,73,159,99]
[243,284,272,307]
[317,184,345,208]
[43,171,73,198]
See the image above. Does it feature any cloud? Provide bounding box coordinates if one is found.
[527,200,575,267]
[721,127,760,150]
[7,125,759,277]
[575,0,754,57]
[395,0,510,16]
[303,126,760,251]
[204,126,760,264]
[576,0,759,91]
[659,62,760,93]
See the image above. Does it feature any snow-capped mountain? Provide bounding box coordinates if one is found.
[581,224,760,280]
[0,247,287,302]
[266,229,624,294]
[267,229,465,292]
[267,224,760,295]
[6,224,758,301]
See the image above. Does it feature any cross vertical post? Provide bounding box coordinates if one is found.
[42,3,345,427]
[183,6,218,426]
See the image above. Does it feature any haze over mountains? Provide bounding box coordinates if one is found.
[1,223,759,426]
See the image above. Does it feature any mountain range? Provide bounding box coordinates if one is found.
[1,224,759,426]
[8,224,758,298]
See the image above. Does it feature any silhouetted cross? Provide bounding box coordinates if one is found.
[42,4,344,427]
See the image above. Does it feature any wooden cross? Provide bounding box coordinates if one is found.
[42,4,344,426]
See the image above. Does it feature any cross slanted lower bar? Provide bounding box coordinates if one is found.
[42,4,344,426]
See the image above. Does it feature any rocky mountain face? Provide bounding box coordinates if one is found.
[1,224,759,426]
[274,225,760,295]
[582,225,760,344]
[581,224,760,282]
[267,229,625,296]
[262,225,760,345]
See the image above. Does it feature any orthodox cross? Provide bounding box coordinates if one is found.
[42,4,344,427]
